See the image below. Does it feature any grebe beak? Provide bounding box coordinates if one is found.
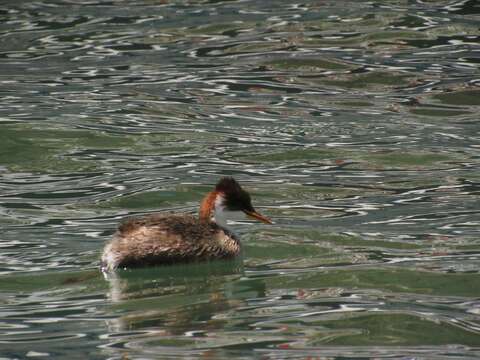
[244,210,273,224]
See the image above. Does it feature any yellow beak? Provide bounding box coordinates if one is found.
[244,210,273,224]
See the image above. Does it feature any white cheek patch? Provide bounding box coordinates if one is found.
[213,194,229,228]
[213,194,251,229]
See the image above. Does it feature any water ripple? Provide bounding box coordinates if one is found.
[0,0,479,358]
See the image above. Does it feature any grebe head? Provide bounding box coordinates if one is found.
[200,177,272,226]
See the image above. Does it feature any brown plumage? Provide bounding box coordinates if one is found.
[101,177,271,271]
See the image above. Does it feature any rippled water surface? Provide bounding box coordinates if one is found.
[1,0,480,358]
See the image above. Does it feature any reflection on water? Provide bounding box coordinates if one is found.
[0,0,479,358]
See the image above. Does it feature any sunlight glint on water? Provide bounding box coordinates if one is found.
[0,0,479,359]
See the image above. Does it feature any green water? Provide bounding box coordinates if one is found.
[0,0,479,359]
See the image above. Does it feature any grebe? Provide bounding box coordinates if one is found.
[101,177,271,271]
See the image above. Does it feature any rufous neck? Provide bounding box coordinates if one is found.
[199,191,219,223]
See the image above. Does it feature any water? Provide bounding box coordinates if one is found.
[1,0,479,358]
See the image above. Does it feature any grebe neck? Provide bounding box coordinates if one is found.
[199,191,229,229]
[199,191,219,223]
